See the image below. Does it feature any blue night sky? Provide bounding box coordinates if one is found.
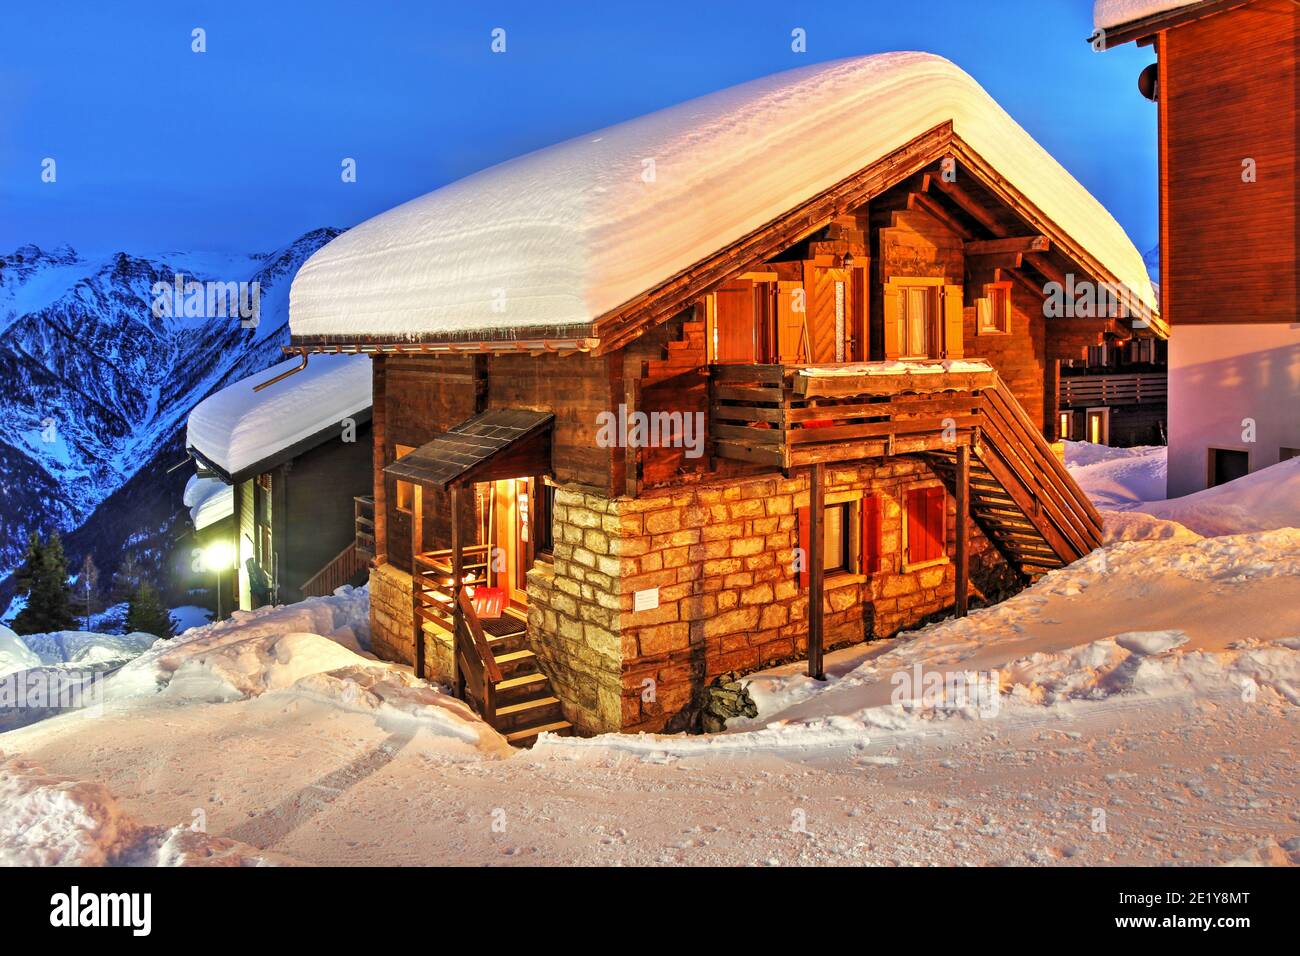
[0,1,1159,257]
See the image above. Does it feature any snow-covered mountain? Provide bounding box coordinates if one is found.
[0,228,341,593]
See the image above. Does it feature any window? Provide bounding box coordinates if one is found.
[905,486,946,567]
[1058,411,1073,441]
[1209,448,1249,487]
[1280,447,1300,463]
[901,286,938,359]
[394,443,415,513]
[977,282,1012,334]
[797,495,881,586]
[536,482,556,558]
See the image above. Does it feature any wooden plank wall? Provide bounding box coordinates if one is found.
[1162,2,1298,326]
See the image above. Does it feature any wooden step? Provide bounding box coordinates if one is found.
[504,719,574,748]
[492,648,540,678]
[494,671,549,706]
[492,695,563,731]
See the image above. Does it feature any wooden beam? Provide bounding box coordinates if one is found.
[955,444,970,618]
[624,373,641,498]
[966,251,1024,272]
[931,173,1007,235]
[807,462,826,681]
[907,191,975,240]
[1025,252,1069,290]
[964,236,1049,255]
[412,484,426,679]
[449,482,463,696]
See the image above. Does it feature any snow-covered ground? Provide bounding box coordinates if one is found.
[2,445,1297,866]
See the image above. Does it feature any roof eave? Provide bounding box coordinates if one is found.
[188,405,374,485]
[1088,0,1253,49]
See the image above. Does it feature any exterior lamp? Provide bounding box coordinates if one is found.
[204,541,234,619]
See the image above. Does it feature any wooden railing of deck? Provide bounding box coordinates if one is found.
[709,363,992,469]
[354,495,376,556]
[300,540,368,598]
[1059,372,1167,408]
[412,543,493,633]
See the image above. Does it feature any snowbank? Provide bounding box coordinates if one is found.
[1137,457,1300,537]
[290,53,1155,341]
[1095,0,1200,31]
[800,359,992,377]
[186,353,371,478]
[1065,441,1167,508]
[0,625,41,678]
[19,630,159,668]
[0,754,287,866]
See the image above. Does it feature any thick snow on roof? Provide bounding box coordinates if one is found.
[184,473,234,530]
[290,53,1157,342]
[186,353,371,477]
[1094,0,1200,30]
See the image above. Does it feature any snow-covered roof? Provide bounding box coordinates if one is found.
[184,473,235,530]
[186,353,372,480]
[289,53,1157,344]
[1094,0,1201,31]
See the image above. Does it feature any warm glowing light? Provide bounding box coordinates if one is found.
[204,541,234,572]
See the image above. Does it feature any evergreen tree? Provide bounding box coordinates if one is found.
[125,581,175,639]
[12,532,77,635]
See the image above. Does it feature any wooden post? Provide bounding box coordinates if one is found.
[449,482,464,698]
[411,484,425,679]
[807,462,826,680]
[623,373,640,498]
[955,444,970,618]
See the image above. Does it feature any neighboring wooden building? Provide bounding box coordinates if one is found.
[1092,0,1300,492]
[185,354,373,614]
[1059,335,1168,447]
[285,55,1159,744]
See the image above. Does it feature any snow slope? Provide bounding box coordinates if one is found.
[186,353,372,478]
[290,53,1156,341]
[0,626,41,678]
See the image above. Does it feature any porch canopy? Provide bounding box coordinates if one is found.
[384,408,554,489]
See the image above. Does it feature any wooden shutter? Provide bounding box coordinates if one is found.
[776,280,805,363]
[906,486,946,564]
[804,262,840,363]
[714,283,756,364]
[860,495,881,574]
[942,285,964,358]
[882,284,902,359]
[797,505,810,588]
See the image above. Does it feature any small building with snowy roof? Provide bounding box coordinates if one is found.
[185,353,374,613]
[284,53,1161,743]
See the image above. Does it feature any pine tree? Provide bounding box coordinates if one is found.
[110,551,146,605]
[125,581,175,639]
[12,532,77,635]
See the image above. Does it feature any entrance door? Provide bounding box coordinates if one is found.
[1209,448,1249,487]
[488,478,538,609]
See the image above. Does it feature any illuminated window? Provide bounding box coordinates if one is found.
[1058,411,1072,441]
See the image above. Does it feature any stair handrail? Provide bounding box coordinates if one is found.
[299,541,363,597]
[986,373,1105,534]
[456,588,504,685]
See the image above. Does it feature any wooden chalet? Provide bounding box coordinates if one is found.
[1092,0,1300,492]
[185,354,373,614]
[285,55,1160,744]
[1059,334,1168,446]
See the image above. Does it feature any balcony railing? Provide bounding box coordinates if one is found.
[708,362,996,469]
[1059,371,1166,408]
[354,495,375,556]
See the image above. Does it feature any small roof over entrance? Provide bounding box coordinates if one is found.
[384,409,554,489]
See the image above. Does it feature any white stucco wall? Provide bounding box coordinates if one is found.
[1167,323,1300,498]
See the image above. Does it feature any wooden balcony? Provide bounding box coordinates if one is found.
[354,495,376,556]
[708,362,996,469]
[1059,371,1167,408]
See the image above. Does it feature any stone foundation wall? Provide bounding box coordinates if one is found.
[368,561,453,685]
[525,489,626,734]
[615,460,1019,733]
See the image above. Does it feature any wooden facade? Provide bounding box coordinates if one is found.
[292,132,1149,741]
[1095,0,1299,494]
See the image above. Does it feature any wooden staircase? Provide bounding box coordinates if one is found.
[929,373,1104,581]
[412,549,573,748]
[474,612,574,748]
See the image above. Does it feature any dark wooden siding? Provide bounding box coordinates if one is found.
[1160,2,1298,325]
